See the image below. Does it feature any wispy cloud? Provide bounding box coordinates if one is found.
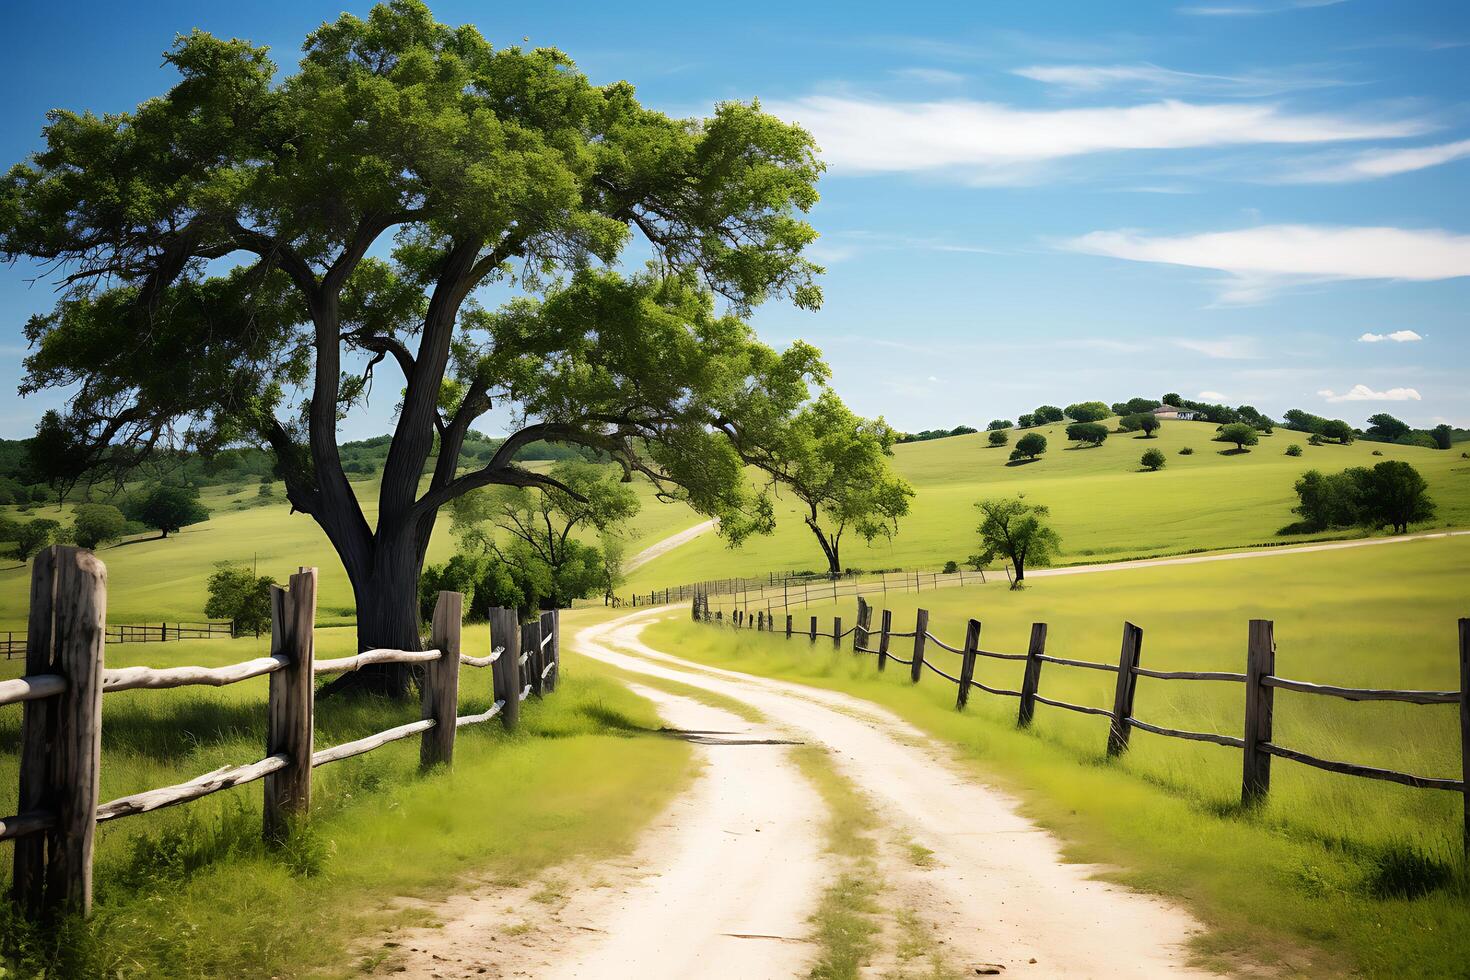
[767,95,1424,182]
[1198,390,1228,399]
[1013,62,1345,97]
[1317,384,1422,403]
[1358,329,1423,343]
[1278,139,1470,183]
[809,229,1000,264]
[1174,336,1262,359]
[889,67,966,86]
[1180,0,1345,16]
[1063,224,1470,303]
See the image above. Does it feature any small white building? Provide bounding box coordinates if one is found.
[1153,406,1199,421]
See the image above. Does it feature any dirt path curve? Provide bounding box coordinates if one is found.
[384,680,831,980]
[623,519,716,574]
[576,609,1217,978]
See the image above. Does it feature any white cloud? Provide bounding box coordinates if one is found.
[1063,224,1470,303]
[1281,139,1470,183]
[890,67,966,86]
[1173,337,1261,359]
[767,95,1424,180]
[1317,384,1422,403]
[1198,390,1228,399]
[1013,62,1342,97]
[1357,330,1423,343]
[1180,0,1345,15]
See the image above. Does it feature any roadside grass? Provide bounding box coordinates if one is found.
[642,535,1470,978]
[0,610,695,978]
[624,419,1470,589]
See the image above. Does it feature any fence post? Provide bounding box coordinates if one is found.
[1017,623,1048,728]
[910,609,928,684]
[1106,623,1144,757]
[13,547,106,918]
[956,620,981,710]
[525,618,545,697]
[810,616,817,643]
[490,607,521,730]
[785,614,793,637]
[543,609,560,693]
[1459,619,1469,855]
[264,566,316,843]
[877,609,892,671]
[854,597,869,652]
[1241,619,1275,806]
[833,616,842,649]
[421,591,462,769]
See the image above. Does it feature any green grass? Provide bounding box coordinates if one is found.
[0,468,702,629]
[643,535,1470,977]
[0,608,695,978]
[624,420,1470,590]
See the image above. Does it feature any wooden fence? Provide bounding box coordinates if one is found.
[632,565,991,613]
[2,621,236,660]
[0,545,561,919]
[692,594,1470,851]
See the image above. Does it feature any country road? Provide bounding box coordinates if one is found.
[389,608,1214,979]
[623,519,716,574]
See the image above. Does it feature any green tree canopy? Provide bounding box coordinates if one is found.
[754,390,912,577]
[974,497,1060,589]
[1215,422,1259,452]
[71,502,127,549]
[205,561,275,636]
[986,419,1012,431]
[124,484,210,538]
[988,429,1009,447]
[1360,460,1435,534]
[1321,419,1355,444]
[1065,421,1108,446]
[1033,405,1065,424]
[1064,401,1110,423]
[1,0,829,692]
[1010,431,1047,462]
[1140,448,1166,471]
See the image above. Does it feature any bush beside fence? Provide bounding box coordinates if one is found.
[691,593,1470,851]
[0,545,561,920]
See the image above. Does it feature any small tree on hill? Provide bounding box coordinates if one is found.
[14,519,60,561]
[1215,422,1259,453]
[1137,414,1160,438]
[988,430,1009,448]
[1066,422,1108,447]
[1017,413,1037,428]
[1010,432,1048,462]
[1360,460,1435,534]
[205,561,275,636]
[1285,444,1303,457]
[125,484,210,538]
[1140,448,1166,471]
[986,419,1013,431]
[1064,401,1110,423]
[974,497,1060,589]
[71,503,127,549]
[1033,405,1065,425]
[1321,419,1355,444]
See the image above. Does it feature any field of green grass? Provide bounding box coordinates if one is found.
[0,468,703,629]
[644,533,1470,976]
[624,419,1470,591]
[0,608,694,978]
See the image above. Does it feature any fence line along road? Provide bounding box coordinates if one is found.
[2,620,237,660]
[0,545,563,920]
[629,565,997,614]
[692,593,1470,852]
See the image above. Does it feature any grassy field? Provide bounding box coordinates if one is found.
[624,419,1470,591]
[0,468,703,628]
[643,534,1470,977]
[0,608,695,978]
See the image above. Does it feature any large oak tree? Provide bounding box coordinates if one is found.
[2,1,828,693]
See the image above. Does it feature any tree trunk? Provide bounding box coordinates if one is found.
[1012,554,1026,590]
[317,520,426,699]
[804,513,842,579]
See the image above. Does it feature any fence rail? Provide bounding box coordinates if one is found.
[0,546,562,920]
[2,621,237,659]
[628,563,994,612]
[691,593,1470,851]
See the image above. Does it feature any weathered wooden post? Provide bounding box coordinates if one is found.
[1459,619,1469,854]
[810,615,818,643]
[785,614,793,637]
[854,597,870,653]
[489,607,521,730]
[421,590,462,768]
[265,566,316,843]
[13,546,106,917]
[876,609,892,671]
[1107,623,1144,757]
[757,610,765,631]
[542,609,560,693]
[956,619,981,710]
[524,617,545,698]
[833,616,842,649]
[910,609,928,684]
[1017,623,1048,728]
[1241,619,1275,806]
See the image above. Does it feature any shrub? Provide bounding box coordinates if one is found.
[1179,447,1194,455]
[1064,401,1110,423]
[1140,448,1166,471]
[942,560,959,574]
[1285,444,1303,457]
[1371,449,1384,456]
[1065,421,1108,446]
[1009,432,1048,461]
[986,419,1012,431]
[987,430,1008,447]
[204,561,275,637]
[1309,433,1324,446]
[71,503,127,549]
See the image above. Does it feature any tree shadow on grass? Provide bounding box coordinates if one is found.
[1003,457,1043,467]
[1217,447,1251,456]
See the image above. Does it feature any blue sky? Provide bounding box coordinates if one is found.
[1,0,1466,439]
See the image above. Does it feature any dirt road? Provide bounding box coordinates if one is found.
[622,519,716,574]
[387,608,1216,978]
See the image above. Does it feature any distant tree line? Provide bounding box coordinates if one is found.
[895,425,978,444]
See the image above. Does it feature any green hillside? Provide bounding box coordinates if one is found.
[624,418,1470,589]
